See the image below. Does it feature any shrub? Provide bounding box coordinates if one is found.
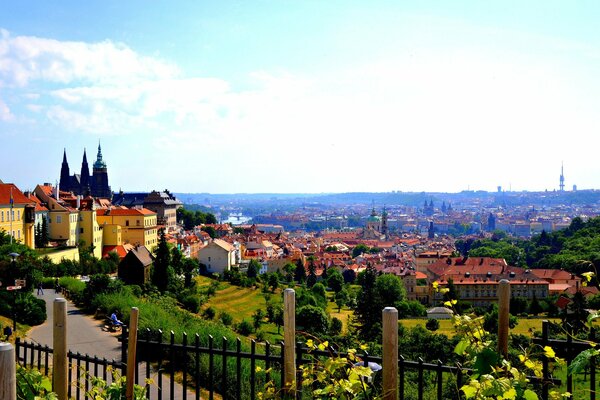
[203,306,216,320]
[237,320,253,336]
[180,295,201,313]
[219,311,233,326]
[425,318,440,331]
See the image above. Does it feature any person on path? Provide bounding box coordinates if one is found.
[37,283,44,295]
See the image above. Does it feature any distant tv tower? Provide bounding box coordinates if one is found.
[559,162,565,192]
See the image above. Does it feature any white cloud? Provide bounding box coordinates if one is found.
[0,96,13,121]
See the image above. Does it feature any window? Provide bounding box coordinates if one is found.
[80,228,84,234]
[1,211,3,222]
[126,220,129,226]
[56,215,62,223]
[17,210,20,220]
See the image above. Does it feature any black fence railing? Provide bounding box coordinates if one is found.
[14,320,599,400]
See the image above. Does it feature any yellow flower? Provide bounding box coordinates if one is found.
[306,339,314,348]
[543,346,556,358]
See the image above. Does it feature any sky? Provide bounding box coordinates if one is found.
[1,1,599,194]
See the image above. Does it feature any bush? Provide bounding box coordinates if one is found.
[219,311,233,326]
[237,320,253,336]
[203,306,216,320]
[425,318,440,331]
[181,295,201,313]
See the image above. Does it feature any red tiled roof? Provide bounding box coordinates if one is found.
[0,183,34,205]
[97,208,156,217]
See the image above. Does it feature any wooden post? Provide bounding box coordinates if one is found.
[53,298,68,400]
[382,307,398,400]
[283,288,296,397]
[0,342,16,400]
[126,307,139,400]
[497,279,511,358]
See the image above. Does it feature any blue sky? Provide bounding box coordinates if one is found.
[1,1,599,193]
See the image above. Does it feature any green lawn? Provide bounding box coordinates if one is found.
[196,276,284,342]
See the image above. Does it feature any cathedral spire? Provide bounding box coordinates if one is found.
[94,141,107,169]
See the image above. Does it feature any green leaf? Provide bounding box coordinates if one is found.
[523,389,539,400]
[568,349,599,375]
[454,339,469,356]
[474,348,500,375]
[461,384,478,399]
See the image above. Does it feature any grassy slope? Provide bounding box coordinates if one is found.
[197,276,284,342]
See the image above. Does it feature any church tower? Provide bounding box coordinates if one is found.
[91,142,112,198]
[80,148,90,195]
[59,149,71,193]
[381,206,388,238]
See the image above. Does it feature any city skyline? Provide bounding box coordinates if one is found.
[1,2,600,193]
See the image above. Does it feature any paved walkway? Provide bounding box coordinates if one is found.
[27,289,197,400]
[28,289,121,360]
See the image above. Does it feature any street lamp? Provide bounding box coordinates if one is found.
[8,252,20,333]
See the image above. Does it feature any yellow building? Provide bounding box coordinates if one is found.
[79,206,103,259]
[96,208,158,252]
[33,185,80,247]
[0,183,35,248]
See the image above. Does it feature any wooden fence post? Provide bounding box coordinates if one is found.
[126,307,139,400]
[0,342,16,400]
[283,288,296,397]
[53,298,68,400]
[497,279,511,358]
[382,307,398,400]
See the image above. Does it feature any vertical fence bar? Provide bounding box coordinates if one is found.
[44,345,49,376]
[170,331,175,400]
[250,340,256,400]
[126,307,139,400]
[541,321,549,400]
[418,357,424,400]
[182,332,188,400]
[236,338,242,400]
[222,337,228,400]
[0,342,16,400]
[497,279,510,358]
[590,327,596,400]
[76,353,81,400]
[265,341,272,384]
[157,330,163,400]
[437,360,443,400]
[67,354,73,399]
[85,355,90,395]
[566,324,573,395]
[121,325,128,376]
[399,355,405,400]
[195,334,200,400]
[383,307,398,400]
[53,298,68,400]
[209,335,214,400]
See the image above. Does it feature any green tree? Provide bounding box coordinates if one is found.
[335,288,349,312]
[252,308,265,332]
[247,259,260,279]
[326,269,344,293]
[182,257,198,288]
[352,244,370,258]
[283,262,296,284]
[268,273,279,292]
[201,226,217,239]
[297,305,329,335]
[306,256,317,287]
[171,247,183,275]
[294,259,306,283]
[354,264,380,339]
[152,228,173,292]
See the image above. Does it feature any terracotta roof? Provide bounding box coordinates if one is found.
[97,208,156,217]
[213,238,234,252]
[0,183,33,205]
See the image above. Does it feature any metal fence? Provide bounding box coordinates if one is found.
[16,319,598,400]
